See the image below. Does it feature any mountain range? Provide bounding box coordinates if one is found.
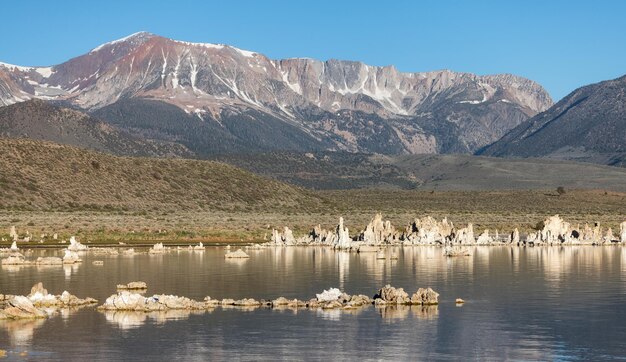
[0,32,623,168]
[0,32,552,155]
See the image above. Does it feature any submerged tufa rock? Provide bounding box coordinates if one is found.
[117,282,148,290]
[225,249,250,258]
[36,257,63,265]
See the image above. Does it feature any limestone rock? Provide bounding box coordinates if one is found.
[271,297,290,306]
[403,216,454,245]
[203,297,221,308]
[410,288,439,305]
[0,283,96,319]
[68,236,88,251]
[149,242,167,254]
[476,230,493,245]
[62,250,82,264]
[360,213,398,245]
[270,227,297,245]
[233,298,261,307]
[90,247,119,255]
[225,249,249,258]
[345,294,372,308]
[36,257,63,265]
[316,288,342,302]
[540,215,571,244]
[122,248,136,256]
[373,285,410,305]
[0,296,47,319]
[9,226,18,241]
[452,223,475,245]
[511,228,520,244]
[58,291,98,306]
[334,217,352,249]
[99,291,205,311]
[1,253,28,265]
[117,282,148,290]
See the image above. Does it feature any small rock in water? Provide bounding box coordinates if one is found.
[456,298,465,304]
[225,249,249,258]
[149,242,167,254]
[92,260,104,266]
[316,288,342,302]
[117,281,148,290]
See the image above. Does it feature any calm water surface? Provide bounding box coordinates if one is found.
[1,246,626,361]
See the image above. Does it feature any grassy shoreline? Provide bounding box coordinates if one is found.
[1,189,624,247]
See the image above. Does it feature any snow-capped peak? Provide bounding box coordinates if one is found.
[90,31,154,53]
[171,38,256,58]
[0,62,54,78]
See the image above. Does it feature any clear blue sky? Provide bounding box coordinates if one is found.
[1,0,625,101]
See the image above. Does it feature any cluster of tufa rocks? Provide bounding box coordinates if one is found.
[0,246,82,266]
[0,283,97,320]
[96,284,439,313]
[263,214,626,249]
[373,285,439,306]
[524,215,626,246]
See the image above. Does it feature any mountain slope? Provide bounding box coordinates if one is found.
[91,98,332,155]
[0,138,324,212]
[209,151,626,191]
[0,32,552,154]
[0,99,191,157]
[479,74,626,166]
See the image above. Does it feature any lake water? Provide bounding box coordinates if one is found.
[2,246,626,361]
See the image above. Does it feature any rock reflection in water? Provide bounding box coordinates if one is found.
[63,263,80,280]
[0,306,90,345]
[0,318,45,345]
[376,305,439,323]
[1,264,25,273]
[103,309,208,330]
